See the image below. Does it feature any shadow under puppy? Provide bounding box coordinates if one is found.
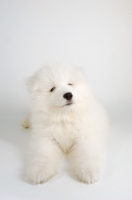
[23,64,109,184]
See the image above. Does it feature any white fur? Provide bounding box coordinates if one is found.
[25,64,109,184]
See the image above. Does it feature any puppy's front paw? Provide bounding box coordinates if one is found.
[27,163,57,184]
[74,162,101,184]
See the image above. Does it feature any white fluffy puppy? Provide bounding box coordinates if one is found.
[25,64,108,184]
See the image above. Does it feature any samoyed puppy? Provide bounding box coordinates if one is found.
[23,64,108,184]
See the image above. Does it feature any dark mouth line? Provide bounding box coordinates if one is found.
[62,102,73,107]
[65,102,72,106]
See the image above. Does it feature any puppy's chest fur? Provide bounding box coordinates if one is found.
[51,120,82,153]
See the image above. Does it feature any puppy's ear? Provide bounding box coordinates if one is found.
[25,75,38,93]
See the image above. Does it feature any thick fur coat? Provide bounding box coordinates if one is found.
[24,64,108,184]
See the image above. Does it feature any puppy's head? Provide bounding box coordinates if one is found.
[26,64,88,112]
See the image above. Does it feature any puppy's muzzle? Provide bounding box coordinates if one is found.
[63,92,73,101]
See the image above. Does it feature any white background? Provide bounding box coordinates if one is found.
[0,0,132,199]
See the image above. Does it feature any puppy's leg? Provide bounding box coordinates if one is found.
[68,138,104,184]
[21,114,30,128]
[27,135,62,184]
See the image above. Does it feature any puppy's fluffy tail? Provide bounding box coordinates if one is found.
[21,114,31,129]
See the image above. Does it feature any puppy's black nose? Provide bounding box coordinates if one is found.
[63,92,73,100]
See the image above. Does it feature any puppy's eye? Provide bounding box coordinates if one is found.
[50,87,55,92]
[68,83,72,86]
